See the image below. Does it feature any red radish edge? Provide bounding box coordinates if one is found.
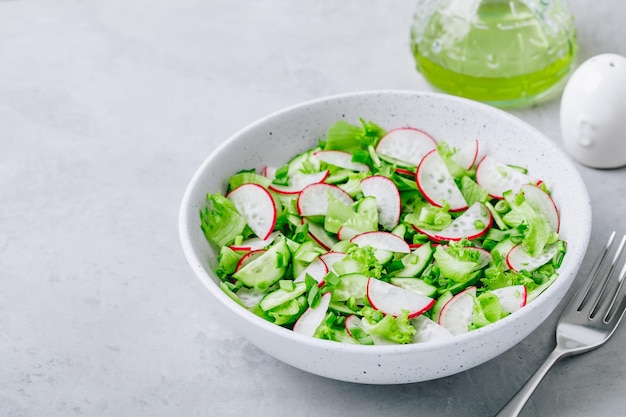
[228,231,280,251]
[395,167,416,177]
[234,249,267,272]
[297,183,353,217]
[360,175,401,230]
[416,149,467,212]
[475,155,531,200]
[451,139,479,170]
[350,231,411,253]
[305,219,338,250]
[413,202,493,242]
[262,166,277,180]
[506,244,558,272]
[337,225,360,241]
[366,278,435,318]
[491,285,527,313]
[293,292,332,337]
[438,286,476,335]
[319,252,346,273]
[344,314,362,338]
[521,184,560,232]
[227,183,277,240]
[294,257,329,287]
[268,170,329,195]
[375,127,438,167]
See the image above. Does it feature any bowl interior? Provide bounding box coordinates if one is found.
[179,90,591,382]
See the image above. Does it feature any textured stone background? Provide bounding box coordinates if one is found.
[1,1,626,416]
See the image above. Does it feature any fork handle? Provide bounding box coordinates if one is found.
[494,347,568,417]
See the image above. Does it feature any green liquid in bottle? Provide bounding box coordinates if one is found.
[411,0,577,108]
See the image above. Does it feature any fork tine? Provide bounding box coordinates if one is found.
[588,234,626,318]
[570,231,617,312]
[598,253,626,324]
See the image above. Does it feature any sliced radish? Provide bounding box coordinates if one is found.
[294,257,329,286]
[450,139,479,170]
[337,225,361,241]
[506,244,557,272]
[411,315,453,343]
[235,287,266,308]
[293,292,332,337]
[366,278,435,318]
[268,170,329,195]
[395,167,416,177]
[491,285,527,314]
[351,231,411,253]
[234,249,267,272]
[261,166,277,180]
[438,286,476,335]
[319,252,346,274]
[313,150,370,172]
[297,183,353,217]
[227,183,277,240]
[360,175,401,230]
[521,184,560,232]
[416,150,467,211]
[229,231,280,251]
[305,219,338,250]
[475,155,532,199]
[414,202,492,242]
[375,127,438,167]
[344,314,364,339]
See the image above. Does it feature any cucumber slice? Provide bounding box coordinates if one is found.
[391,243,433,278]
[431,290,453,323]
[389,277,437,298]
[286,148,321,177]
[259,282,307,311]
[331,273,369,304]
[447,271,481,295]
[337,196,378,237]
[491,238,516,264]
[232,237,290,291]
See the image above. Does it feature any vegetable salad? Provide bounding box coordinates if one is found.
[199,119,566,345]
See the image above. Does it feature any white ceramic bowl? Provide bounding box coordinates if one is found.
[179,90,591,384]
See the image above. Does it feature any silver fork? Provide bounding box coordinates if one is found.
[495,231,626,417]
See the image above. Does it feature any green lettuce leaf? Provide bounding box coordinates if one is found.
[362,309,416,344]
[200,193,247,247]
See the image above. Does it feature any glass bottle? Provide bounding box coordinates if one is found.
[410,0,578,108]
